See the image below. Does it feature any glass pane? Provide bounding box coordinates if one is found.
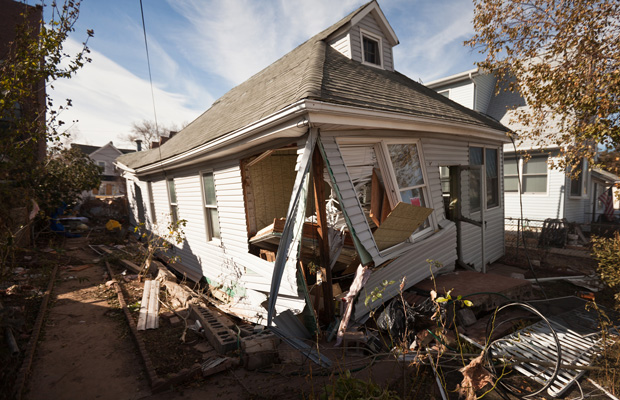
[523,176,547,192]
[487,176,499,207]
[469,169,481,212]
[504,157,518,175]
[400,187,426,207]
[168,180,177,203]
[202,173,216,205]
[388,144,424,189]
[505,176,519,192]
[486,149,499,207]
[208,208,220,239]
[470,147,483,166]
[486,149,497,179]
[524,156,547,174]
[399,188,429,230]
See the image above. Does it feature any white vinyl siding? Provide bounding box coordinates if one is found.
[349,13,393,71]
[433,80,475,110]
[472,73,496,114]
[328,32,351,58]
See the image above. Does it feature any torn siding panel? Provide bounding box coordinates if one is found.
[320,136,378,264]
[267,131,315,324]
[353,222,457,321]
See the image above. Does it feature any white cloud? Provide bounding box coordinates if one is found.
[392,1,476,82]
[50,38,208,147]
[167,0,366,85]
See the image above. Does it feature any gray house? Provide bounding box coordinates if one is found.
[116,1,509,325]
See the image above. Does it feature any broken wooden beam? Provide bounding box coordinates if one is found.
[137,280,160,330]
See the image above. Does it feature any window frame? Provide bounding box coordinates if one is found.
[503,153,549,194]
[438,89,450,98]
[359,29,383,69]
[569,158,587,198]
[167,178,179,224]
[200,171,221,242]
[147,181,157,224]
[469,145,501,213]
[338,138,436,242]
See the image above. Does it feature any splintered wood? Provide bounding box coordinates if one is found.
[137,280,160,330]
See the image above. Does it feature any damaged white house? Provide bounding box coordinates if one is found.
[116,1,509,327]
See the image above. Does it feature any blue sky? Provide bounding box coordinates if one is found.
[48,0,484,147]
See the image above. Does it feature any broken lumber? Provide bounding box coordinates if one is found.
[137,280,160,330]
[120,259,141,274]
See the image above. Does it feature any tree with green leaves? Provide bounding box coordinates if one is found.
[468,0,620,169]
[0,0,93,186]
[37,146,101,213]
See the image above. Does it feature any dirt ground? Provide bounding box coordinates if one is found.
[25,245,151,400]
[6,234,617,400]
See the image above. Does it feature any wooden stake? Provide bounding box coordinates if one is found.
[312,145,334,322]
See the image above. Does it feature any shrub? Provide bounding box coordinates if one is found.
[591,233,620,306]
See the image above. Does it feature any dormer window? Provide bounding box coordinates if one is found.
[361,29,383,68]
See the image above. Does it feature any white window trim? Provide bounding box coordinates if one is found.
[167,178,178,224]
[469,145,502,213]
[337,137,436,246]
[147,181,157,224]
[199,170,221,243]
[438,89,450,98]
[359,28,384,69]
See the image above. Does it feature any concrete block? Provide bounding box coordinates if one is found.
[457,308,477,327]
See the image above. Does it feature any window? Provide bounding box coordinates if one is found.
[97,161,106,172]
[340,140,433,240]
[523,155,548,193]
[438,90,450,98]
[147,181,156,224]
[167,179,179,224]
[570,158,586,197]
[504,154,548,193]
[486,148,499,207]
[361,30,382,67]
[469,147,500,212]
[201,172,220,241]
[504,156,519,192]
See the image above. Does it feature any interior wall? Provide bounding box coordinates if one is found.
[247,150,298,231]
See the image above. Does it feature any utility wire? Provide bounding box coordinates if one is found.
[138,0,166,174]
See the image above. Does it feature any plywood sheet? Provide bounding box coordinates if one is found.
[372,202,433,250]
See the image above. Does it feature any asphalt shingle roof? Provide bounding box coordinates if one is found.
[118,2,506,170]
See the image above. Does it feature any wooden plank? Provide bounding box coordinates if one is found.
[313,146,333,322]
[373,202,434,251]
[146,280,160,329]
[369,168,384,226]
[137,280,151,331]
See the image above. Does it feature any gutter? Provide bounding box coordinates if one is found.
[304,99,509,142]
[132,100,310,175]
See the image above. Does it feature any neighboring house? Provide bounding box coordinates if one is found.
[116,1,509,325]
[72,142,135,197]
[427,68,620,224]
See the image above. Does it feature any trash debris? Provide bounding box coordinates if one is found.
[6,285,19,295]
[457,352,493,400]
[105,219,121,231]
[377,297,418,345]
[137,280,160,330]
